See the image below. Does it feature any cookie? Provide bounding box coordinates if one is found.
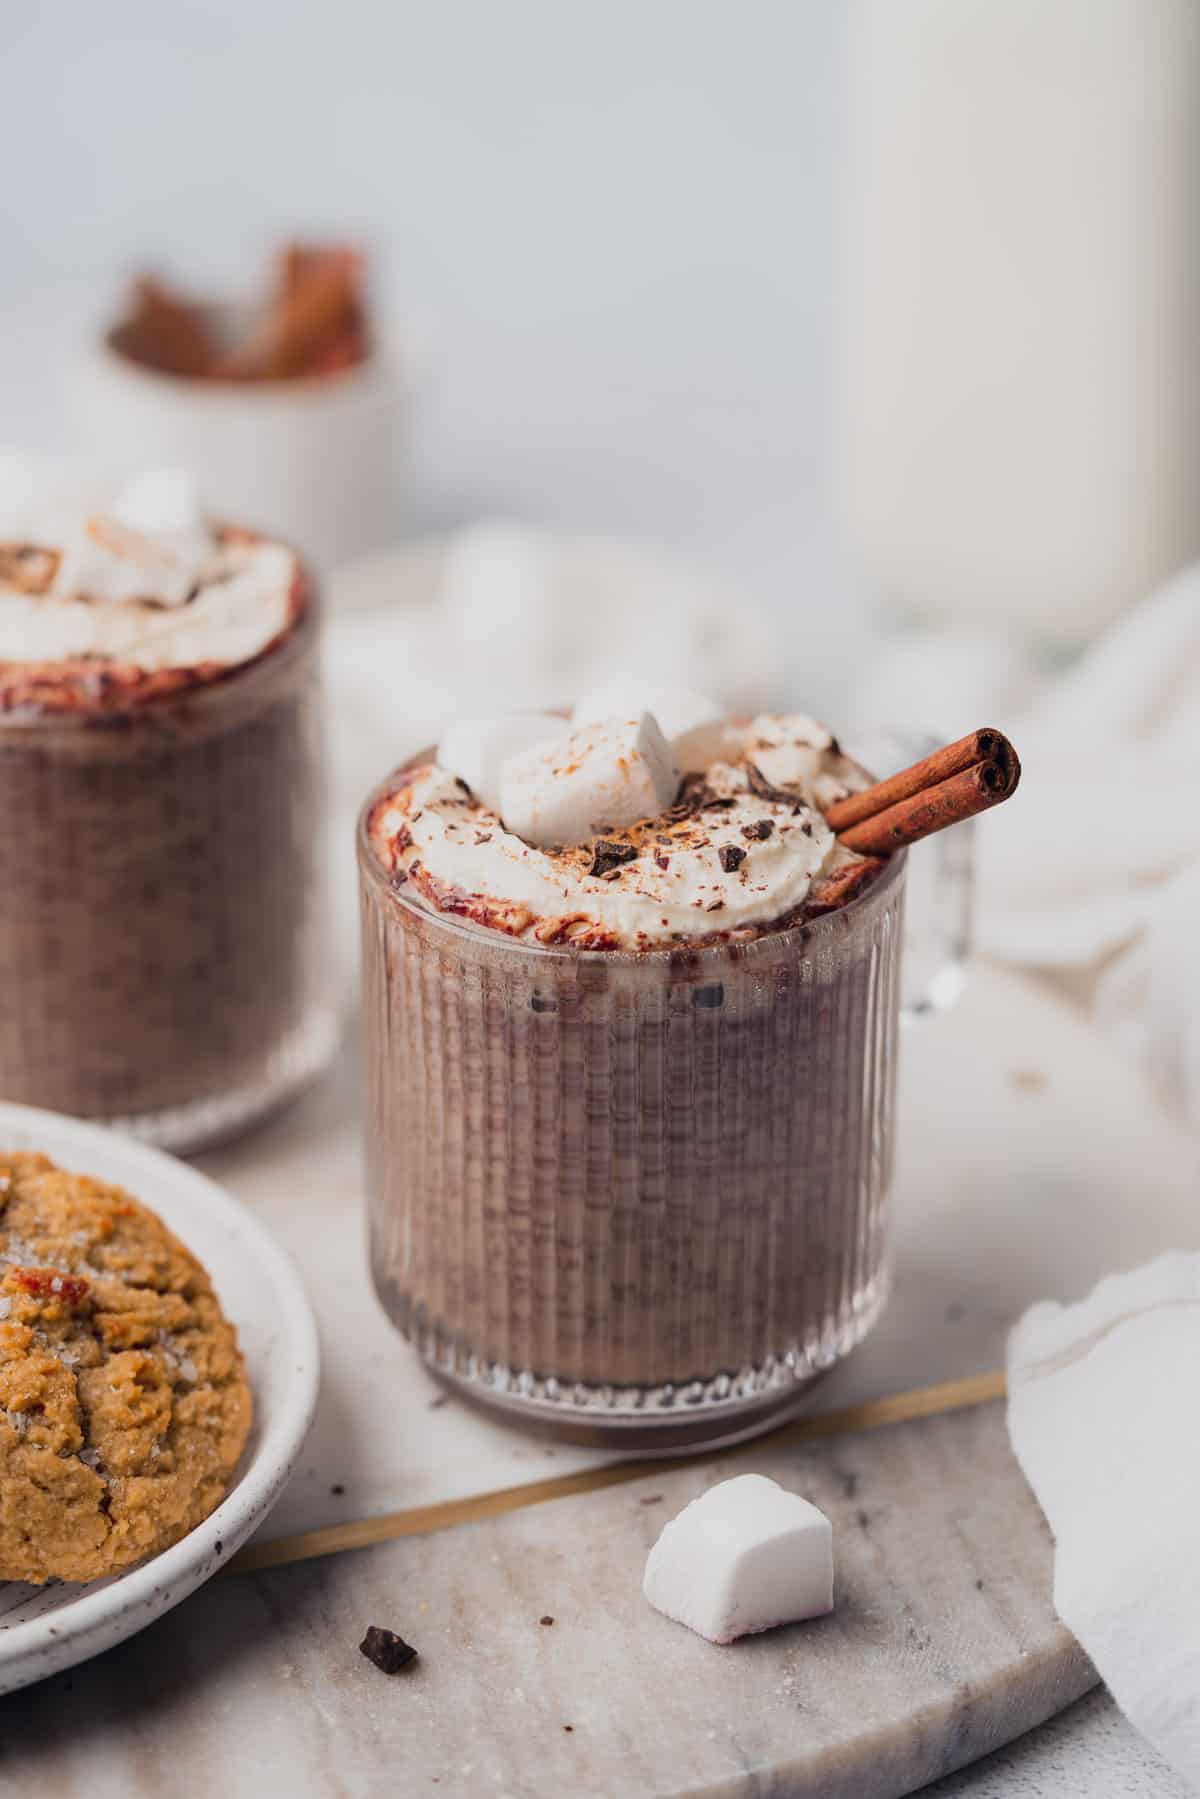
[0,1151,252,1584]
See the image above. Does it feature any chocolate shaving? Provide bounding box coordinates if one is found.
[359,1626,419,1674]
[588,839,638,879]
[745,761,795,806]
[663,774,714,823]
[718,845,746,873]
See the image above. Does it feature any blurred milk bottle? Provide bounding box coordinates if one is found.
[837,0,1200,648]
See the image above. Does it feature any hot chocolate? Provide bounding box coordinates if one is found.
[360,706,902,1447]
[0,459,336,1148]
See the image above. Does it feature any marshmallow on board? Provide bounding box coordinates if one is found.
[643,1473,834,1645]
[436,712,561,815]
[499,712,680,849]
[572,681,733,774]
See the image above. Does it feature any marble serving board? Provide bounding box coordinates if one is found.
[1,962,1195,1798]
[0,1397,1092,1799]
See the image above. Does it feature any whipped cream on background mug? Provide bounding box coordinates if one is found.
[0,455,338,1150]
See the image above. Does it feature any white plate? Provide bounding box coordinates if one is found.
[0,1101,319,1695]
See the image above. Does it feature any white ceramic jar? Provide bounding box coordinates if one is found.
[68,308,409,572]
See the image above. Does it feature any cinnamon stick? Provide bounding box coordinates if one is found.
[213,247,363,381]
[826,728,1019,832]
[835,759,1018,857]
[115,275,219,378]
[806,856,886,913]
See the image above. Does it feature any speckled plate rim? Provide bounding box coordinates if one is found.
[0,1100,320,1696]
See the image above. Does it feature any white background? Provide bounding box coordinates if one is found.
[0,0,863,706]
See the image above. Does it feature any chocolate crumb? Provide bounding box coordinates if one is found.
[638,1493,664,1506]
[654,853,671,871]
[539,1615,555,1627]
[745,818,774,840]
[330,1483,345,1497]
[360,1625,419,1674]
[474,831,493,845]
[719,844,746,873]
[564,1725,575,1733]
[706,899,724,911]
[588,839,638,879]
[454,777,472,796]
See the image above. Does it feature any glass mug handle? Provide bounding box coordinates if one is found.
[844,726,974,1016]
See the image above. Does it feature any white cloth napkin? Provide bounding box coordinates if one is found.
[852,564,1200,1128]
[975,565,1200,1129]
[1008,1254,1200,1789]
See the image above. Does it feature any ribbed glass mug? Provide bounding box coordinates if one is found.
[0,593,337,1152]
[360,732,970,1449]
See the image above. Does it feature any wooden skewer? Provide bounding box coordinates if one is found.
[223,1368,1007,1577]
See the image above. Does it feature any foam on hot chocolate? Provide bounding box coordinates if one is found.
[368,710,870,951]
[0,457,302,708]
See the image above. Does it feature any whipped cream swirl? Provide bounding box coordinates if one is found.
[368,713,870,950]
[0,457,300,683]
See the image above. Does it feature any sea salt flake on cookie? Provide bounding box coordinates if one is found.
[642,1473,834,1644]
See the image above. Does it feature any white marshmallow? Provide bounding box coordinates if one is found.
[498,712,679,849]
[51,513,211,610]
[642,1473,834,1645]
[436,713,560,814]
[52,469,215,611]
[572,680,733,774]
[113,467,203,538]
